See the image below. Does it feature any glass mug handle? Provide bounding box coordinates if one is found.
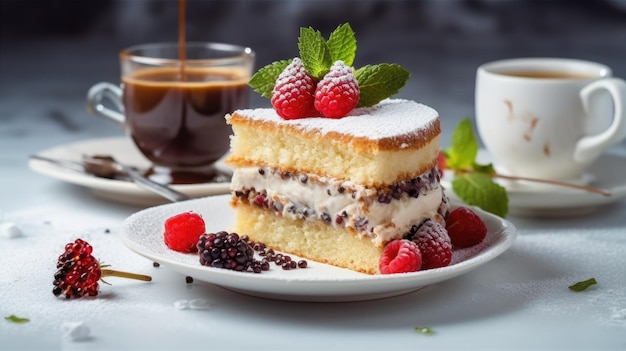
[575,77,626,163]
[86,82,125,124]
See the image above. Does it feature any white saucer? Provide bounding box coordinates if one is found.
[118,195,517,302]
[29,137,231,206]
[441,150,626,217]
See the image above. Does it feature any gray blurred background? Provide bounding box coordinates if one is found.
[2,0,626,146]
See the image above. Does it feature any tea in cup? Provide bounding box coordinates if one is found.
[87,42,255,184]
[475,57,626,181]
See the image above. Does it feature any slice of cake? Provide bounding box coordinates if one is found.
[224,23,450,274]
[226,99,449,274]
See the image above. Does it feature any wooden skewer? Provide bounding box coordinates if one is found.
[491,173,612,197]
[453,169,612,196]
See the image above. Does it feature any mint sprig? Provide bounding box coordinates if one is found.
[249,23,410,107]
[443,117,612,217]
[443,118,509,218]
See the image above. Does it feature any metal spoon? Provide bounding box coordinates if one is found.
[30,154,191,202]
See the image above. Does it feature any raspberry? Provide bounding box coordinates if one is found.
[271,57,318,119]
[379,239,422,274]
[438,151,446,178]
[410,220,452,270]
[446,207,488,248]
[163,211,206,253]
[314,60,359,118]
[53,239,151,299]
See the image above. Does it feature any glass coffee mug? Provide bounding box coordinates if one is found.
[87,42,255,184]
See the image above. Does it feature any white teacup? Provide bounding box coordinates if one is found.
[475,57,626,181]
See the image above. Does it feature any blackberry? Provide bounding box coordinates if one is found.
[197,231,255,271]
[53,239,151,299]
[250,240,308,271]
[196,232,308,273]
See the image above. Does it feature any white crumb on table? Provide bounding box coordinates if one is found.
[61,321,90,341]
[174,299,211,310]
[1,221,23,238]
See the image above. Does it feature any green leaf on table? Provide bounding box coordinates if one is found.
[414,326,434,335]
[5,315,29,324]
[452,172,508,218]
[568,278,598,292]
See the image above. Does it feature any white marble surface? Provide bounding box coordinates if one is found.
[2,2,626,350]
[2,169,626,350]
[2,93,626,351]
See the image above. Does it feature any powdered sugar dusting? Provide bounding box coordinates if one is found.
[227,99,438,140]
[272,57,315,98]
[0,206,173,343]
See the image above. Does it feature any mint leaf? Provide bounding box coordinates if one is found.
[444,118,509,217]
[445,118,478,170]
[354,64,410,107]
[568,278,597,292]
[414,326,434,335]
[327,23,357,67]
[248,59,292,99]
[298,27,332,79]
[452,173,508,218]
[5,315,29,324]
[473,162,496,175]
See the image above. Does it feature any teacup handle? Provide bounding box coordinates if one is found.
[575,78,626,163]
[86,82,125,124]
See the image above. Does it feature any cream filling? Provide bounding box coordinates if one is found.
[231,167,447,247]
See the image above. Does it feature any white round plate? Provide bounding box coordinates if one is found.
[119,195,517,302]
[442,150,626,217]
[29,137,231,206]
